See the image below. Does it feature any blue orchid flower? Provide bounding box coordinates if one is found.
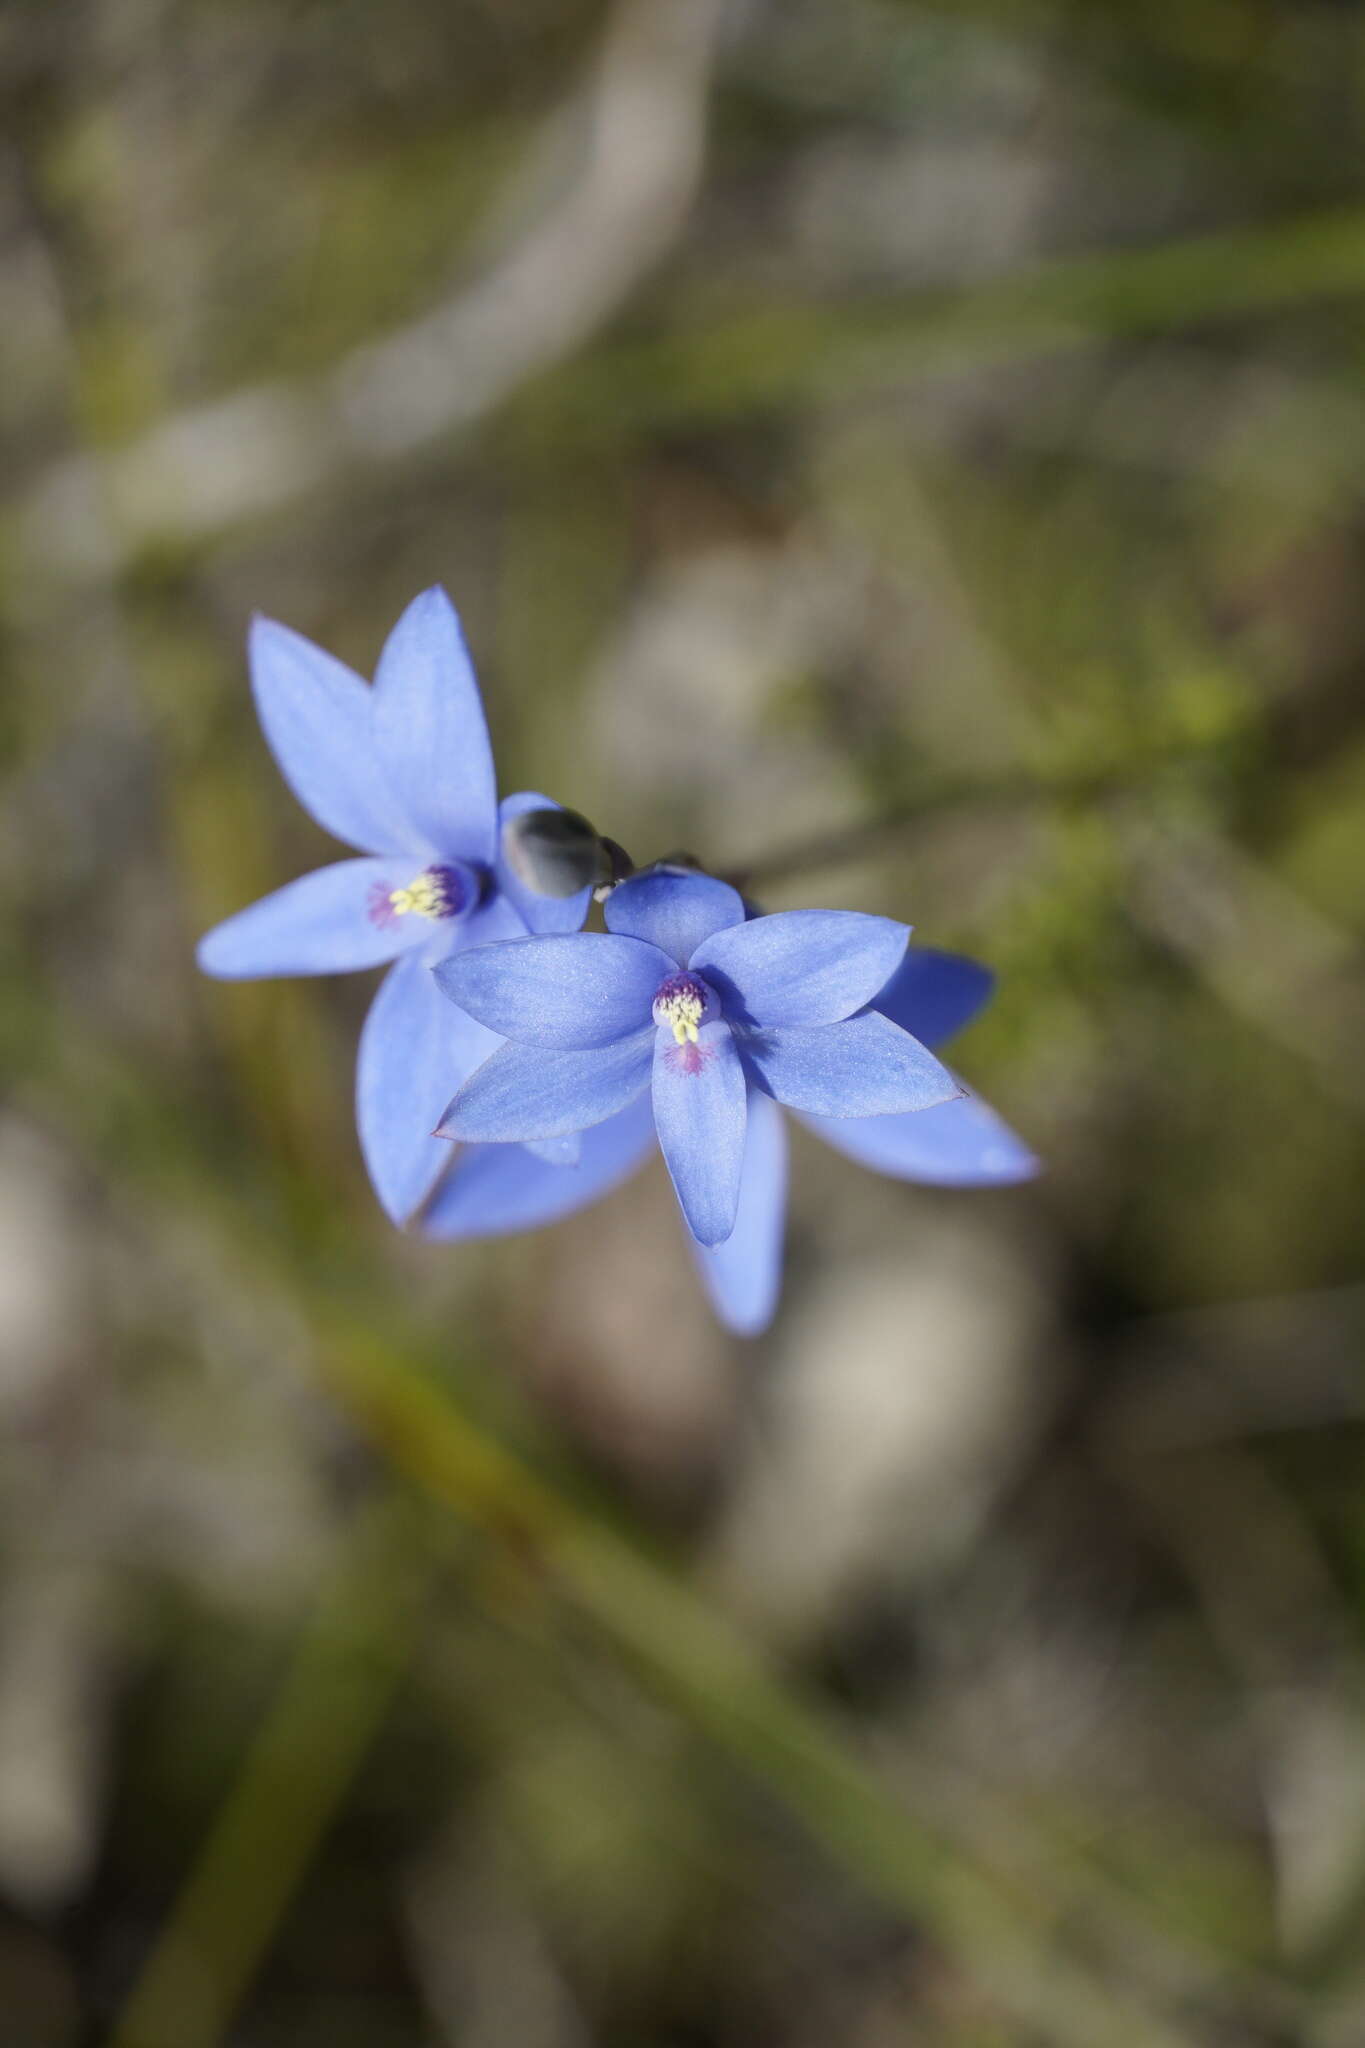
[196,587,591,1223]
[429,868,1033,1326]
[423,874,1036,1334]
[432,868,960,1248]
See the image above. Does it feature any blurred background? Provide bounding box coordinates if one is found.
[3,0,1365,2042]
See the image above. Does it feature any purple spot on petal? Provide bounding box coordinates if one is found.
[663,1038,714,1078]
[368,881,399,929]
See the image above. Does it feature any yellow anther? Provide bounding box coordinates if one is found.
[389,870,452,920]
[653,975,706,1045]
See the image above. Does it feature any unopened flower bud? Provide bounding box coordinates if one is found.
[501,806,610,898]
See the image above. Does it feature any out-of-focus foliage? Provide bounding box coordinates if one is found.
[2,1,1365,2043]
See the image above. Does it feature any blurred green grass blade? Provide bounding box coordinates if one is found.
[321,1328,1233,2048]
[530,206,1365,434]
[105,1495,422,2048]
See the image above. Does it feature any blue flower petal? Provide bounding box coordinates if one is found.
[495,793,594,937]
[357,948,503,1224]
[459,891,531,948]
[651,1021,747,1248]
[436,1031,654,1142]
[605,868,745,966]
[801,1086,1039,1187]
[248,616,413,856]
[435,932,672,1049]
[522,1133,583,1166]
[872,948,995,1050]
[691,911,909,1027]
[741,1012,961,1117]
[424,1097,656,1241]
[371,587,498,865]
[196,860,430,978]
[690,1088,786,1334]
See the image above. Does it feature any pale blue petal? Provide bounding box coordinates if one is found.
[436,1031,654,1142]
[248,616,412,856]
[741,1012,961,1117]
[604,867,745,966]
[801,1085,1039,1187]
[873,948,995,1050]
[371,587,498,864]
[523,1133,583,1165]
[691,911,909,1028]
[196,860,429,978]
[435,933,671,1049]
[424,1097,656,1241]
[357,949,503,1224]
[458,891,530,947]
[651,1021,747,1249]
[690,1089,786,1335]
[495,793,594,936]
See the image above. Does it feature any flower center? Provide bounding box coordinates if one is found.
[370,863,478,928]
[652,972,709,1046]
